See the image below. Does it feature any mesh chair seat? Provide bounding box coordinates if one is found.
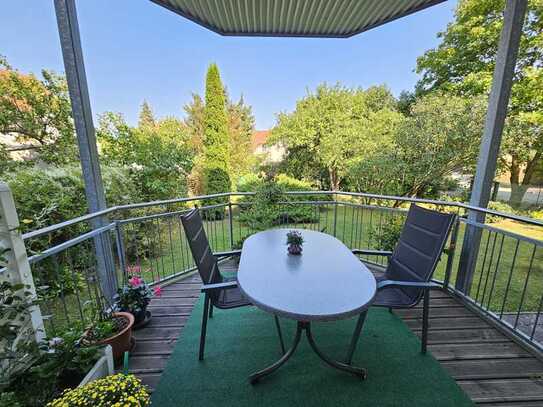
[217,284,251,309]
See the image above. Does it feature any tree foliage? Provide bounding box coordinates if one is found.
[270,84,402,190]
[138,100,155,128]
[97,112,194,201]
[347,93,486,198]
[203,64,230,174]
[0,56,77,164]
[416,0,543,204]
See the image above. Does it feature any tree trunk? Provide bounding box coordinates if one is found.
[329,168,340,191]
[508,152,541,207]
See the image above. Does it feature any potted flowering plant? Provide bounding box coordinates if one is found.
[286,230,304,255]
[80,309,134,365]
[114,268,162,329]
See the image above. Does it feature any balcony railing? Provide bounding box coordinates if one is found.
[8,191,543,357]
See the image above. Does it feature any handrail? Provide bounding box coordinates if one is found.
[22,190,543,241]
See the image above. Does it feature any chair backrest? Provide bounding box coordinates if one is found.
[385,204,456,303]
[180,209,223,293]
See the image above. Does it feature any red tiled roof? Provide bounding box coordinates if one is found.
[251,130,270,151]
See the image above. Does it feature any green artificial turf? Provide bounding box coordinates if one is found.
[151,298,473,407]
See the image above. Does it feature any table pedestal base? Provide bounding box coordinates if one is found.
[249,313,367,384]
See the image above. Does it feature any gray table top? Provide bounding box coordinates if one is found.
[237,228,376,322]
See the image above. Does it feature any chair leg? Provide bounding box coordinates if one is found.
[199,294,210,361]
[274,315,286,355]
[421,289,430,354]
[388,307,393,314]
[209,304,214,319]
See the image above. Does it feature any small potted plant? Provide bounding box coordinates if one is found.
[80,310,134,365]
[286,230,304,255]
[47,373,150,406]
[114,272,161,329]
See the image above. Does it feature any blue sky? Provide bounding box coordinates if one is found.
[1,1,457,129]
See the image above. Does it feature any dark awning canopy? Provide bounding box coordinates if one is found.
[150,0,446,38]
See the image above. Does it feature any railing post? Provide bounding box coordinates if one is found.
[228,198,234,250]
[443,218,460,289]
[456,0,527,294]
[0,182,45,343]
[114,221,127,282]
[333,193,338,237]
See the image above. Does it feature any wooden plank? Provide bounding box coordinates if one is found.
[441,358,543,380]
[147,305,196,315]
[459,378,543,403]
[149,297,200,306]
[131,339,177,356]
[417,328,509,344]
[396,306,475,319]
[405,316,490,331]
[133,327,182,341]
[137,373,161,392]
[129,355,170,373]
[142,315,189,327]
[429,342,532,361]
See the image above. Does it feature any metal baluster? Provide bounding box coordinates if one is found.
[499,239,520,318]
[474,228,492,302]
[514,245,537,329]
[480,232,498,308]
[167,215,177,276]
[485,234,505,312]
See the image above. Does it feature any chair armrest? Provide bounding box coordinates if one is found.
[352,249,393,257]
[214,250,242,258]
[201,280,238,293]
[377,280,441,290]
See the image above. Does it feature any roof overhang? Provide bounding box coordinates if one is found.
[150,0,447,38]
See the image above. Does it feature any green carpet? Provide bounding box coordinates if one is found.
[152,297,473,407]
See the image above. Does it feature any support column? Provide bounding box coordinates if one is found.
[456,0,528,293]
[54,0,117,299]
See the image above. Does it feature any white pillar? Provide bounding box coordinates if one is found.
[0,182,45,343]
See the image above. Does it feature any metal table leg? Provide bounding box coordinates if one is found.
[249,316,368,384]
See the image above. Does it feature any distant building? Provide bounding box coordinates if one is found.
[251,130,285,163]
[0,133,39,161]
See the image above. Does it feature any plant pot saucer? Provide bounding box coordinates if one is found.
[133,310,152,330]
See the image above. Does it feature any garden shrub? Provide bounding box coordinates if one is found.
[369,216,404,251]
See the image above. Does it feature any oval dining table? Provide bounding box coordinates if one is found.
[237,228,377,384]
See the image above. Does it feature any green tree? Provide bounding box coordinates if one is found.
[348,93,486,198]
[183,93,205,154]
[0,56,77,164]
[416,0,543,205]
[138,100,155,128]
[270,84,402,190]
[97,112,194,201]
[227,95,255,183]
[203,64,230,175]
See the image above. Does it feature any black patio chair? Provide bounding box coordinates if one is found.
[353,204,456,354]
[181,208,285,361]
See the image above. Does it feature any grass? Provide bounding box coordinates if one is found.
[152,297,473,407]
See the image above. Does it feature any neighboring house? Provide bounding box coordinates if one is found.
[0,133,39,161]
[251,130,285,163]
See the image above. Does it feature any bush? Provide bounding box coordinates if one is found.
[237,174,329,224]
[47,374,149,407]
[202,166,231,220]
[369,216,404,251]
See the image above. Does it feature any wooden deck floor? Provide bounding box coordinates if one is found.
[128,268,543,406]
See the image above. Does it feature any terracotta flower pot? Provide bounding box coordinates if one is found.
[94,312,134,363]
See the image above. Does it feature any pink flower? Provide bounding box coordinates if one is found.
[153,286,162,297]
[126,265,141,274]
[128,276,143,287]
